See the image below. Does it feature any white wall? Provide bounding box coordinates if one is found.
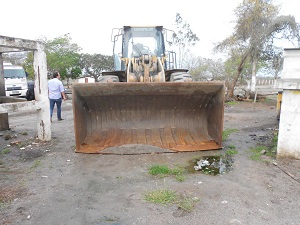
[277,49,300,159]
[277,90,300,158]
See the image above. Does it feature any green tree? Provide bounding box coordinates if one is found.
[43,34,82,84]
[187,56,226,81]
[2,52,27,66]
[171,13,200,68]
[79,53,114,82]
[22,52,34,80]
[215,0,299,98]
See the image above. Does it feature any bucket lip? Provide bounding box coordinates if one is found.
[72,82,225,96]
[72,81,225,87]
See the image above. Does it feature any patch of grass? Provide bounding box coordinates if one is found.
[268,132,278,158]
[149,165,171,175]
[249,132,278,161]
[144,188,199,212]
[226,145,238,155]
[225,101,239,105]
[174,174,185,182]
[20,132,28,135]
[177,195,200,212]
[148,164,186,182]
[144,188,177,205]
[222,128,239,141]
[1,148,11,154]
[249,146,266,161]
[31,160,41,169]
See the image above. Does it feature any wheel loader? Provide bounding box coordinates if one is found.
[72,26,225,153]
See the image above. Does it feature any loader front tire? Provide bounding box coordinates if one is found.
[170,72,193,82]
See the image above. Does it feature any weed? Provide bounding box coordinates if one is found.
[144,188,177,205]
[20,132,28,135]
[149,165,171,175]
[31,160,41,169]
[225,101,239,105]
[226,145,238,155]
[222,128,239,141]
[249,132,278,161]
[268,131,278,158]
[177,195,200,212]
[249,146,266,161]
[144,188,199,212]
[1,148,11,154]
[175,174,185,182]
[148,164,186,181]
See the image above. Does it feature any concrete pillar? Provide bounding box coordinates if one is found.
[0,54,5,96]
[33,42,51,141]
[277,48,300,159]
[0,112,9,130]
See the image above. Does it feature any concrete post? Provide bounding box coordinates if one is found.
[277,49,300,159]
[33,42,51,141]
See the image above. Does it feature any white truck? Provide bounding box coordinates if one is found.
[3,63,28,97]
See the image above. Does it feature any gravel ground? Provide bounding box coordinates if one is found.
[0,95,300,225]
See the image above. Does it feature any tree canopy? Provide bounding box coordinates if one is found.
[215,0,300,98]
[79,54,113,82]
[43,34,82,81]
[171,13,200,68]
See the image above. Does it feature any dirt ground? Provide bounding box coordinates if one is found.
[0,94,300,225]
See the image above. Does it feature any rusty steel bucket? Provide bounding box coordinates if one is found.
[72,82,225,153]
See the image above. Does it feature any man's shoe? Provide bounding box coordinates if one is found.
[58,118,64,121]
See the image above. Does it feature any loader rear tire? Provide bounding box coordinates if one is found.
[170,72,193,82]
[99,75,119,83]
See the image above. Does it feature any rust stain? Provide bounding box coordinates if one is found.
[40,120,45,140]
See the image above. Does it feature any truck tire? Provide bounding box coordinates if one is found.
[99,75,119,83]
[25,89,35,101]
[170,72,193,82]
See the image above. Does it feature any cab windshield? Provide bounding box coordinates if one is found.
[4,69,26,79]
[123,27,165,58]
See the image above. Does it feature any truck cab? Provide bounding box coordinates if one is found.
[3,63,28,97]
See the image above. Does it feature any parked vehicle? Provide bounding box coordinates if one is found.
[3,63,28,97]
[25,80,69,101]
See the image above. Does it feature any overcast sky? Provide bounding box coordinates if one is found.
[1,0,299,59]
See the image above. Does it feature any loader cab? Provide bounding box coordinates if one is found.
[113,26,167,71]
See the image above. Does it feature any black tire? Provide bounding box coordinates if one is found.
[26,90,35,101]
[170,72,193,82]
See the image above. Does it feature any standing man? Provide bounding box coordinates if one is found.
[48,71,67,122]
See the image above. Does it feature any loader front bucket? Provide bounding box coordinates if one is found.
[72,82,224,153]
